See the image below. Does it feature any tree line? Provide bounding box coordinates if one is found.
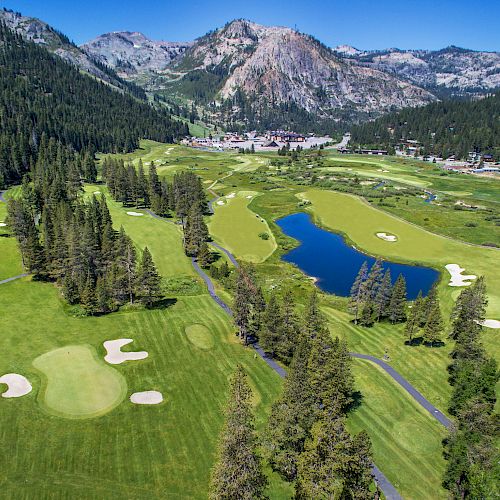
[103,159,212,264]
[443,277,498,498]
[349,260,445,346]
[210,267,376,498]
[7,138,162,315]
[350,93,500,160]
[0,21,188,188]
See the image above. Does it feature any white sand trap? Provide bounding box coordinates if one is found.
[246,195,253,199]
[0,222,6,227]
[216,200,225,205]
[103,339,148,365]
[376,232,397,242]
[0,374,32,398]
[226,192,236,199]
[126,211,144,217]
[476,319,500,329]
[382,169,390,172]
[93,191,101,195]
[445,264,477,287]
[130,391,163,405]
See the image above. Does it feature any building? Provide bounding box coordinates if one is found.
[266,130,305,142]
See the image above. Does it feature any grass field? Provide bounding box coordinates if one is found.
[33,345,127,419]
[302,189,500,320]
[348,359,447,500]
[208,191,277,263]
[0,185,292,499]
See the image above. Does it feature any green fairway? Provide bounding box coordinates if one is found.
[302,189,500,320]
[208,191,277,263]
[33,345,127,419]
[185,324,215,350]
[348,359,447,500]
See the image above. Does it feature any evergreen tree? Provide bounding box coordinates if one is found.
[265,336,315,480]
[209,366,267,500]
[423,299,444,346]
[404,291,423,343]
[388,274,407,323]
[260,293,283,358]
[373,269,392,322]
[349,261,368,324]
[136,246,162,307]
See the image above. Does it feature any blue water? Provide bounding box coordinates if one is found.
[276,213,439,299]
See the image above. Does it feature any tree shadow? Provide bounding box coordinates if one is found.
[146,297,178,310]
[424,340,446,348]
[404,336,424,346]
[347,391,364,413]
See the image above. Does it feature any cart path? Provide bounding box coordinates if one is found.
[0,273,29,285]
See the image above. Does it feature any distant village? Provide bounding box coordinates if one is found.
[183,131,499,177]
[182,130,333,152]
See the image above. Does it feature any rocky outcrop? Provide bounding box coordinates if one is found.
[82,31,191,75]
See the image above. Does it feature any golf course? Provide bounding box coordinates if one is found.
[1,142,498,500]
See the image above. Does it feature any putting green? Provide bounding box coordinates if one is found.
[185,324,214,350]
[208,191,277,263]
[301,189,500,319]
[33,345,127,419]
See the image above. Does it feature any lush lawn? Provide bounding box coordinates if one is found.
[33,344,127,419]
[0,184,292,499]
[302,189,500,321]
[0,196,24,280]
[348,359,447,500]
[208,191,277,263]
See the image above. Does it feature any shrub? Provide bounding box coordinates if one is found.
[259,232,270,240]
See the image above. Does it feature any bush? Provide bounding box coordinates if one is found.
[259,232,270,240]
[464,222,477,227]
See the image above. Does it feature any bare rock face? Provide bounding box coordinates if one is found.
[346,46,500,93]
[171,20,436,118]
[82,32,191,75]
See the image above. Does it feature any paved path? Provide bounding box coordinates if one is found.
[146,200,457,499]
[0,190,6,203]
[0,273,29,285]
[350,353,452,428]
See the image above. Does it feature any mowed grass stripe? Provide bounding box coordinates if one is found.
[348,359,447,500]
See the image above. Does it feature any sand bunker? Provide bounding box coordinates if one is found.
[130,391,163,405]
[0,222,6,227]
[226,192,236,199]
[476,319,500,329]
[376,232,397,242]
[217,200,225,205]
[0,374,32,398]
[246,195,253,199]
[126,211,144,217]
[103,339,148,365]
[445,264,477,287]
[93,191,101,195]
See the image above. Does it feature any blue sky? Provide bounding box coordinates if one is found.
[3,0,499,51]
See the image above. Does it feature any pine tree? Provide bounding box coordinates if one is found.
[373,268,392,322]
[265,336,315,480]
[349,261,368,324]
[423,299,444,346]
[296,414,373,500]
[388,274,407,323]
[209,366,267,499]
[197,241,212,268]
[404,292,423,344]
[304,289,327,338]
[259,293,283,357]
[136,246,162,307]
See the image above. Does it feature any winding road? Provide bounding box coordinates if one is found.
[0,186,450,499]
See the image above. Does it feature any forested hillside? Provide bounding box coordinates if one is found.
[350,93,500,160]
[0,22,188,188]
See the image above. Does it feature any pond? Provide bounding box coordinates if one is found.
[276,213,439,299]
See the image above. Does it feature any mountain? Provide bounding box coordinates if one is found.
[0,8,145,97]
[0,20,188,187]
[342,46,500,96]
[350,92,500,160]
[82,31,192,76]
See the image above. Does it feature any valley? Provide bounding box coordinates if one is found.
[0,5,498,499]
